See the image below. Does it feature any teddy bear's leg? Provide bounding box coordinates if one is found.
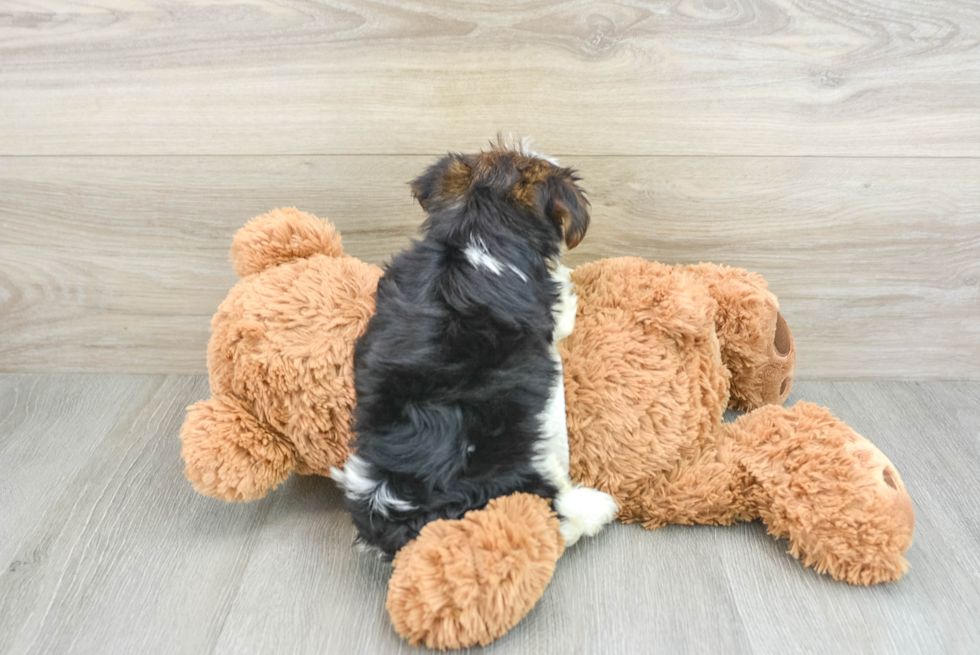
[726,401,915,584]
[613,446,755,530]
[386,493,564,649]
[683,263,796,410]
[180,396,298,502]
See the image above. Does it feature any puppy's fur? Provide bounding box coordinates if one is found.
[333,139,618,559]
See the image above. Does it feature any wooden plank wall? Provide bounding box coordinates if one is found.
[1,0,978,378]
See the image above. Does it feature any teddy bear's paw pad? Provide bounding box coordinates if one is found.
[773,312,793,357]
[681,262,797,411]
[179,397,295,502]
[728,309,796,411]
[386,493,563,649]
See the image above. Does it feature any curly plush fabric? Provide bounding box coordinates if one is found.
[180,395,295,501]
[684,263,796,410]
[562,258,731,523]
[231,207,345,276]
[181,208,915,651]
[207,254,380,474]
[180,209,382,495]
[561,258,911,585]
[727,402,915,584]
[386,493,564,649]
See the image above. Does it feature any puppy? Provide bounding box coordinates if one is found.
[333,139,618,559]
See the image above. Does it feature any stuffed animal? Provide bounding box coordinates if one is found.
[180,208,915,649]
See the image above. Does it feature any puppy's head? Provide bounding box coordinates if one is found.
[410,139,590,250]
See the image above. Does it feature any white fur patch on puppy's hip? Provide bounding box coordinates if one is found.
[331,454,415,518]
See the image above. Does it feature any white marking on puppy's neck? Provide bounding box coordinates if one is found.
[464,237,503,274]
[464,237,528,282]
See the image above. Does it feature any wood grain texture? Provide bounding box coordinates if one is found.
[1,375,978,654]
[1,0,979,156]
[1,155,977,377]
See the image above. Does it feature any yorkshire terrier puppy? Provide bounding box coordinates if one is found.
[334,138,618,558]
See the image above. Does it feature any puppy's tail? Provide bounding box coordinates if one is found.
[231,207,346,276]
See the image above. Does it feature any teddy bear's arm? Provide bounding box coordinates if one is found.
[180,396,297,501]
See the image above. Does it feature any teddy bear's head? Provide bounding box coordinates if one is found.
[181,208,382,501]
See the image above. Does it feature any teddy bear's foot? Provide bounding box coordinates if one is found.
[683,263,796,410]
[179,396,297,501]
[728,401,915,584]
[386,493,564,649]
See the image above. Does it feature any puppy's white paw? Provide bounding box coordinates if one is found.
[555,486,619,547]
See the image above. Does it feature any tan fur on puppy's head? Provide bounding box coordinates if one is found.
[410,137,590,250]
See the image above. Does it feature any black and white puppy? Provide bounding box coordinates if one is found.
[333,139,618,559]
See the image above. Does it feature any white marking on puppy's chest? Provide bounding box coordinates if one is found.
[533,265,619,546]
[536,346,572,491]
[534,265,576,491]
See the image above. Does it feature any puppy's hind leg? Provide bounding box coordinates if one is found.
[537,266,619,546]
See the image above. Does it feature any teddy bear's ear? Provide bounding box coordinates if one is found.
[231,208,344,276]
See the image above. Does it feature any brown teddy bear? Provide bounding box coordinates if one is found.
[180,208,915,650]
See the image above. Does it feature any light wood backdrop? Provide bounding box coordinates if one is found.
[1,0,978,378]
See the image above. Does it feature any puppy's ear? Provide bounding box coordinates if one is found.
[543,174,590,249]
[410,154,472,211]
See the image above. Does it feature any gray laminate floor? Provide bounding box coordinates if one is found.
[1,376,978,655]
